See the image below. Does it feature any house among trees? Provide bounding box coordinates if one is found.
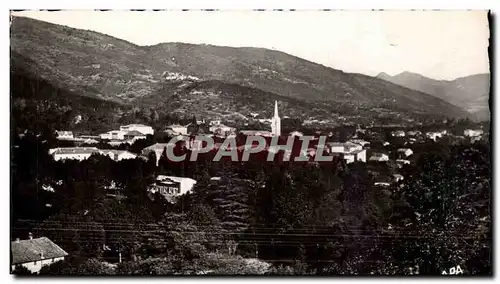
[148,175,197,202]
[397,148,414,158]
[326,142,367,164]
[11,234,68,274]
[100,124,153,142]
[426,131,443,141]
[49,147,100,161]
[369,153,389,162]
[165,124,188,135]
[464,129,484,137]
[100,130,127,140]
[209,124,236,137]
[99,150,137,161]
[55,130,74,140]
[119,124,154,135]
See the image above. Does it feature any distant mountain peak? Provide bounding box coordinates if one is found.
[376,72,391,78]
[376,69,490,121]
[395,71,427,79]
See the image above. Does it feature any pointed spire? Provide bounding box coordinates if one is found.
[274,100,279,118]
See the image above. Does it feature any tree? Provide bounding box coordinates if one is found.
[12,265,33,276]
[74,258,115,275]
[35,213,105,258]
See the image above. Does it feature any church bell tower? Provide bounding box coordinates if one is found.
[271,100,281,136]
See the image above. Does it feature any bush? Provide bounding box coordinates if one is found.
[12,265,34,276]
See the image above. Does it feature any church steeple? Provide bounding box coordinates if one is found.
[271,100,281,136]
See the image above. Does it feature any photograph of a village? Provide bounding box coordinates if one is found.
[10,10,491,276]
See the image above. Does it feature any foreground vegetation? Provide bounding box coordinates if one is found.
[11,128,491,275]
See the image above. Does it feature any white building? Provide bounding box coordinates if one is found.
[120,124,154,135]
[271,100,281,136]
[49,147,100,161]
[166,124,188,135]
[464,129,484,137]
[326,142,366,164]
[148,176,197,200]
[99,130,127,140]
[210,124,236,137]
[397,148,414,158]
[55,131,74,140]
[11,236,68,274]
[343,149,367,164]
[369,153,389,162]
[99,150,137,161]
[328,142,363,153]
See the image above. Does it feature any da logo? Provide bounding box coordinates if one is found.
[442,265,464,275]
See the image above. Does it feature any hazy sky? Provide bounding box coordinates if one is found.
[12,10,490,80]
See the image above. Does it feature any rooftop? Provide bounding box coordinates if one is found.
[11,237,68,265]
[167,124,185,129]
[100,150,136,156]
[50,147,99,155]
[122,124,150,128]
[156,175,197,184]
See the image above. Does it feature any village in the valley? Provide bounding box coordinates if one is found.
[45,100,487,201]
[10,11,491,276]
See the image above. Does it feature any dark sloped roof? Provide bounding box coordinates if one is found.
[11,237,68,265]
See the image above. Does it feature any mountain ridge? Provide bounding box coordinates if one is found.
[376,71,490,121]
[10,16,472,125]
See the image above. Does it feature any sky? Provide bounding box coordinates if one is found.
[11,10,490,80]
